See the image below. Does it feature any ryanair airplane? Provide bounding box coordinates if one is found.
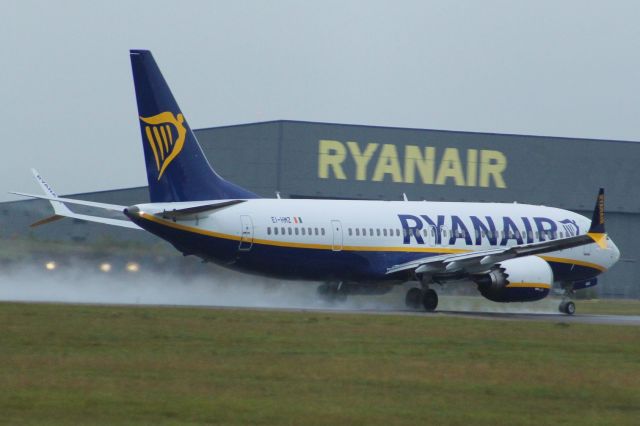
[14,50,620,315]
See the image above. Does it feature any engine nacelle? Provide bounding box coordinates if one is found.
[473,256,553,302]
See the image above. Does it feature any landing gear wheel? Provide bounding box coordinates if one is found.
[422,289,438,312]
[559,300,576,315]
[405,287,422,309]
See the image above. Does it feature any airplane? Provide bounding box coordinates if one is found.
[13,50,620,315]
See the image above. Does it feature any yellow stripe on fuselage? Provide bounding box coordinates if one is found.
[505,282,552,289]
[538,255,606,272]
[137,213,606,272]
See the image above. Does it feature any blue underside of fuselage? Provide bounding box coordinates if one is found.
[129,215,602,289]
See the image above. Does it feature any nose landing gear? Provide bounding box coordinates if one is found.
[559,300,576,315]
[559,282,576,315]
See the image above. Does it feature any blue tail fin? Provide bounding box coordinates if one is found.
[130,50,259,202]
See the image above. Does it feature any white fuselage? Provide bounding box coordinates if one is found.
[130,199,620,283]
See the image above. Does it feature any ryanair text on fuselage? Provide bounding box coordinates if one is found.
[398,214,580,246]
[318,139,507,188]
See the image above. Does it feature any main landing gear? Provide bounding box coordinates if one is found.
[405,287,438,312]
[317,282,347,303]
[559,300,576,315]
[559,282,576,315]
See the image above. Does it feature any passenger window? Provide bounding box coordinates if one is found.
[302,228,306,235]
[356,228,360,236]
[281,227,285,235]
[376,229,380,237]
[274,227,279,235]
[348,228,352,236]
[383,229,387,237]
[308,227,312,235]
[288,228,292,235]
[267,227,271,235]
[295,228,299,235]
[396,229,400,237]
[321,228,325,236]
[315,228,319,235]
[362,228,366,236]
[369,228,374,236]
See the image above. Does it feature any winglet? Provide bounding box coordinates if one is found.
[31,169,73,216]
[29,169,73,227]
[587,188,607,248]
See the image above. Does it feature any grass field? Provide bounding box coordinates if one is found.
[576,299,640,316]
[1,303,639,425]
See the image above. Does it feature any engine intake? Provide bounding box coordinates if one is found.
[473,256,553,302]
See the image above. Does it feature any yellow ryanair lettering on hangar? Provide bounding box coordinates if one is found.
[317,139,507,189]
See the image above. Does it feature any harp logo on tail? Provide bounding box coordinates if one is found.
[139,112,187,180]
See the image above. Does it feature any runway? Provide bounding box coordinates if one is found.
[434,310,640,325]
[2,268,638,326]
[189,304,640,326]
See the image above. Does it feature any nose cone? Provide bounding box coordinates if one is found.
[608,237,621,266]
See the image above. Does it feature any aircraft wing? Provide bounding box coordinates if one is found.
[11,170,140,230]
[12,170,247,229]
[387,189,608,276]
[11,191,129,211]
[386,233,597,275]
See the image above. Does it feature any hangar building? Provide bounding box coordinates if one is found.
[2,120,638,298]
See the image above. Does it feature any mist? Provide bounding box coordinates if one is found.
[0,262,561,314]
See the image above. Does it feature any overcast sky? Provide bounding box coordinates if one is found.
[2,0,639,202]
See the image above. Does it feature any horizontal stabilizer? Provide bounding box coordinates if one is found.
[158,200,245,220]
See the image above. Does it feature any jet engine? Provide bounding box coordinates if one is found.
[472,256,553,302]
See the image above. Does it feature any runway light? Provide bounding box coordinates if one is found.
[125,262,140,273]
[99,262,112,273]
[45,261,56,271]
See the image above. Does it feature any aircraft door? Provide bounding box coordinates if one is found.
[239,215,253,251]
[331,220,343,251]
